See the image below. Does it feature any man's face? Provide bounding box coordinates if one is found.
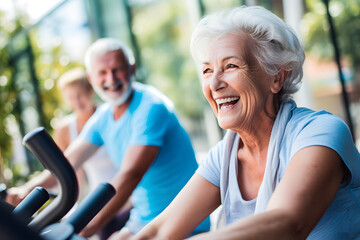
[89,50,134,106]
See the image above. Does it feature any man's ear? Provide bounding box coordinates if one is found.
[270,70,290,94]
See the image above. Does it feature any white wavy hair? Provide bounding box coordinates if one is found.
[84,38,135,74]
[190,6,305,102]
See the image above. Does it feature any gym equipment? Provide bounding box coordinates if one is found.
[23,127,79,231]
[13,186,49,224]
[0,127,116,239]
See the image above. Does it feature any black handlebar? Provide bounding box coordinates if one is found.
[13,187,49,224]
[64,183,116,233]
[40,183,116,239]
[23,127,79,231]
[0,201,44,240]
[0,127,116,239]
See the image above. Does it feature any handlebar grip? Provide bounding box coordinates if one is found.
[64,183,116,233]
[13,187,49,224]
[0,201,43,240]
[0,183,7,200]
[23,127,79,231]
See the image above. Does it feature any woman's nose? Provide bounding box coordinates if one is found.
[209,71,225,91]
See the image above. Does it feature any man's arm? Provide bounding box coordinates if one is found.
[6,138,99,205]
[79,145,160,237]
[188,146,345,240]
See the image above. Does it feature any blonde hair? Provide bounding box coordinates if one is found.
[57,67,93,93]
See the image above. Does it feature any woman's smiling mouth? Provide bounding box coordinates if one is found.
[215,97,240,112]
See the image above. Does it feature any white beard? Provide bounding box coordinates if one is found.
[92,76,134,106]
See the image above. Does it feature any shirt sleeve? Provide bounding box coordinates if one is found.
[129,103,170,147]
[79,107,104,146]
[291,113,360,186]
[196,142,223,188]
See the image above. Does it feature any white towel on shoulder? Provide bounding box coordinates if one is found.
[217,100,296,226]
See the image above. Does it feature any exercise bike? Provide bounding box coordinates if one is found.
[0,127,116,240]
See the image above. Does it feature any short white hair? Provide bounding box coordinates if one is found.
[84,38,135,74]
[190,6,305,102]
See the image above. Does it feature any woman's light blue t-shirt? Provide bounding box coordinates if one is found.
[197,105,360,239]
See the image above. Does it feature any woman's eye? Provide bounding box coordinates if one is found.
[202,68,212,75]
[226,64,238,69]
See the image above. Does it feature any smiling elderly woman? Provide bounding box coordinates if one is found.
[117,5,360,240]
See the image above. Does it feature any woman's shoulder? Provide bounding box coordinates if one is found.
[207,131,237,163]
[288,107,347,132]
[53,119,72,151]
[53,114,76,129]
[285,106,351,142]
[284,106,356,161]
[54,123,70,136]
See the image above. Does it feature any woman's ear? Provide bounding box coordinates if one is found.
[270,70,289,94]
